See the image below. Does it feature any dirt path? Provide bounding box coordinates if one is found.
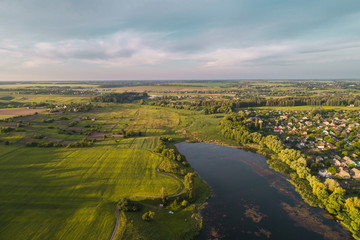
[109,150,185,240]
[110,205,120,240]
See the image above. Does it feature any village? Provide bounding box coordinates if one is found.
[241,108,360,181]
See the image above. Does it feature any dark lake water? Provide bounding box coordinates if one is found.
[176,142,351,240]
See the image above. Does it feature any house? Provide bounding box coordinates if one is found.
[274,127,282,133]
[285,136,293,142]
[351,168,360,180]
[332,159,341,167]
[296,142,305,149]
[315,156,324,162]
[318,143,325,149]
[305,121,312,126]
[319,169,330,178]
[343,157,355,166]
[336,167,351,179]
[327,143,336,149]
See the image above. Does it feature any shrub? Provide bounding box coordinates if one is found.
[118,198,141,212]
[142,211,155,221]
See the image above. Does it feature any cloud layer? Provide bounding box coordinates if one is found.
[1,0,360,80]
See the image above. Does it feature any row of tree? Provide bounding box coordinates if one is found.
[149,95,360,113]
[91,92,148,103]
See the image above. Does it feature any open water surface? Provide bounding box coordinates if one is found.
[176,142,351,240]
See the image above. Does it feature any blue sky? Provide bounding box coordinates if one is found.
[1,0,360,80]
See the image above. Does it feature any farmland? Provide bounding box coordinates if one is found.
[2,80,360,239]
[0,108,47,116]
[0,92,212,240]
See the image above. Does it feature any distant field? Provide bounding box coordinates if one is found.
[111,84,224,92]
[0,83,99,89]
[0,108,46,116]
[0,94,91,109]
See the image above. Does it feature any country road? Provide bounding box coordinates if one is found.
[109,205,120,240]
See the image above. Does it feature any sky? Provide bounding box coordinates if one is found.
[1,0,360,81]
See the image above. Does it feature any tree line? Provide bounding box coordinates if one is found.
[149,95,360,113]
[91,92,148,103]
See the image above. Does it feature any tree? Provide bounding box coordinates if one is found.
[184,173,195,190]
[324,178,340,192]
[160,187,168,204]
[344,197,360,232]
[181,200,188,207]
[278,149,302,165]
[325,187,345,215]
[142,211,155,221]
[184,173,195,199]
[328,166,337,175]
[264,135,284,153]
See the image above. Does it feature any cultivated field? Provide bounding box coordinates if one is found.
[0,138,181,240]
[0,108,47,116]
[0,102,211,240]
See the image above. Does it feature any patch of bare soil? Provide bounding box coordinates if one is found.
[62,141,76,146]
[87,132,123,140]
[18,138,39,144]
[0,108,46,116]
[15,114,43,122]
[23,126,36,130]
[67,127,85,132]
[112,134,123,138]
[87,132,107,140]
[44,137,62,142]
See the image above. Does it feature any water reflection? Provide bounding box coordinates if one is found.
[177,142,350,240]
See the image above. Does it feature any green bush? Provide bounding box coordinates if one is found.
[142,211,155,221]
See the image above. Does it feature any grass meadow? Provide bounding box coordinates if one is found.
[0,103,212,240]
[0,143,181,240]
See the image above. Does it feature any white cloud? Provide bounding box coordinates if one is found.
[1,31,360,80]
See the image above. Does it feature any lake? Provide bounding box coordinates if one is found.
[176,142,351,240]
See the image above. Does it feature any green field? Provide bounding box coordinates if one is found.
[0,115,14,120]
[0,143,183,240]
[0,102,212,240]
